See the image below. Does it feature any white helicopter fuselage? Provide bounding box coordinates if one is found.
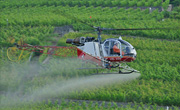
[66,36,137,67]
[76,37,137,67]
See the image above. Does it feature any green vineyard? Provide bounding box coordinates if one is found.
[0,0,180,109]
[0,0,171,8]
[0,5,180,48]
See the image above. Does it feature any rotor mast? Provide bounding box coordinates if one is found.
[94,27,102,43]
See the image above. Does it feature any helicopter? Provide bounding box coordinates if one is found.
[65,26,138,73]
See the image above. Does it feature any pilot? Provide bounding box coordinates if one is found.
[113,42,124,55]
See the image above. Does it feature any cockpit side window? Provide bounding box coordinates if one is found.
[104,40,122,56]
[103,39,135,57]
[120,42,132,55]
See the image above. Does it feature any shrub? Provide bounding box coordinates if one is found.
[25,37,40,45]
[163,11,170,18]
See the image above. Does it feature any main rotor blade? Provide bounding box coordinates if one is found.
[78,30,96,34]
[102,27,180,31]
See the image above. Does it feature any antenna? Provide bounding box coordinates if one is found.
[119,36,122,40]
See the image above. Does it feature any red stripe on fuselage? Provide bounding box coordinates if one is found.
[77,48,103,66]
[104,56,135,62]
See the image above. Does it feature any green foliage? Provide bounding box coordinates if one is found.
[3,99,177,110]
[0,0,168,8]
[163,11,170,18]
[25,37,40,45]
[137,1,144,7]
[162,0,170,9]
[0,1,180,108]
[170,0,180,7]
[38,48,48,63]
[128,1,136,7]
[0,26,55,47]
[170,6,180,19]
[1,6,179,42]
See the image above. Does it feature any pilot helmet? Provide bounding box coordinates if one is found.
[114,41,119,45]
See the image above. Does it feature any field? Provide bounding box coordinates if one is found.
[0,0,180,109]
[0,0,171,8]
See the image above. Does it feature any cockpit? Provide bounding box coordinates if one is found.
[103,38,137,58]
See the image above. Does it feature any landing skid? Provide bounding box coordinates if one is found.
[77,67,104,70]
[118,63,139,74]
[119,70,135,74]
[77,60,139,75]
